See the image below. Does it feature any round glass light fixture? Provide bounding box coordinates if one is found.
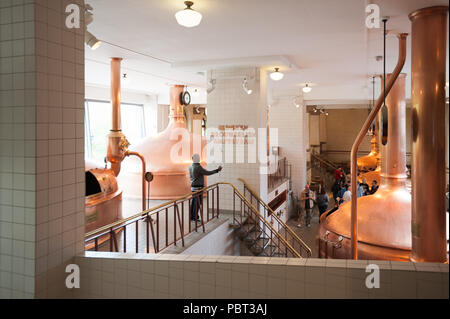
[269,68,284,81]
[175,1,202,28]
[302,83,312,93]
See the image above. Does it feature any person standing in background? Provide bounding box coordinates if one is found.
[357,182,365,198]
[189,154,222,221]
[316,186,329,222]
[369,180,379,194]
[343,184,352,202]
[332,180,341,206]
[360,178,370,196]
[297,184,315,228]
[334,167,343,183]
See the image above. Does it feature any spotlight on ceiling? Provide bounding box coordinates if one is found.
[85,30,101,50]
[269,67,284,81]
[175,1,202,28]
[84,4,101,50]
[293,96,303,108]
[302,83,312,93]
[242,78,252,95]
[207,79,216,94]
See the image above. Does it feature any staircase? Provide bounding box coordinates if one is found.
[233,179,312,258]
[310,151,340,191]
[230,213,286,257]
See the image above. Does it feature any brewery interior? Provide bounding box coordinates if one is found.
[0,0,449,299]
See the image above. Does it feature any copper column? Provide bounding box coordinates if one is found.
[409,6,448,263]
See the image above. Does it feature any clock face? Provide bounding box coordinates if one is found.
[181,91,191,105]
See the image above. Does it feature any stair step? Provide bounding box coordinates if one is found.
[229,222,241,229]
[243,230,261,244]
[238,223,255,234]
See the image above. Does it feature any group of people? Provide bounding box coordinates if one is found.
[296,183,329,228]
[188,159,382,229]
[332,167,379,206]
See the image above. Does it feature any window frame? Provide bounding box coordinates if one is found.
[84,99,146,161]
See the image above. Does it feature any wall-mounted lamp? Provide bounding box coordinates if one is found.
[269,67,284,81]
[242,78,252,95]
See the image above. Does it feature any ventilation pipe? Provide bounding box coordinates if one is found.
[409,6,448,263]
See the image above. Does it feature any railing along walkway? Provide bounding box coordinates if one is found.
[85,182,307,258]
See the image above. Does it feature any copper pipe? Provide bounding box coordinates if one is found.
[350,33,407,259]
[111,57,122,131]
[126,151,147,212]
[409,6,448,263]
[169,84,185,123]
[107,58,129,176]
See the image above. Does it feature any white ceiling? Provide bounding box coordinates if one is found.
[85,0,449,102]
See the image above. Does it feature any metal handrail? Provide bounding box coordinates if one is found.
[85,182,304,258]
[310,152,338,171]
[238,178,312,257]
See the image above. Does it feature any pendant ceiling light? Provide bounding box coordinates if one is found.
[302,83,312,93]
[175,1,202,28]
[269,67,284,81]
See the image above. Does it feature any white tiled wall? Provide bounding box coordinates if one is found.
[269,96,307,199]
[1,0,37,299]
[0,0,85,299]
[206,67,266,210]
[73,253,449,299]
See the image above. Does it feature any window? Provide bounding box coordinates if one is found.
[84,99,145,163]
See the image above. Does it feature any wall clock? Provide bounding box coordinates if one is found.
[180,91,191,105]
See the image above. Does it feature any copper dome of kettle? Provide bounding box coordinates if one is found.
[123,85,207,199]
[320,72,412,261]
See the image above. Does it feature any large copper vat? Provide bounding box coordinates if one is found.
[85,166,122,233]
[320,72,412,261]
[357,135,378,172]
[124,85,206,199]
